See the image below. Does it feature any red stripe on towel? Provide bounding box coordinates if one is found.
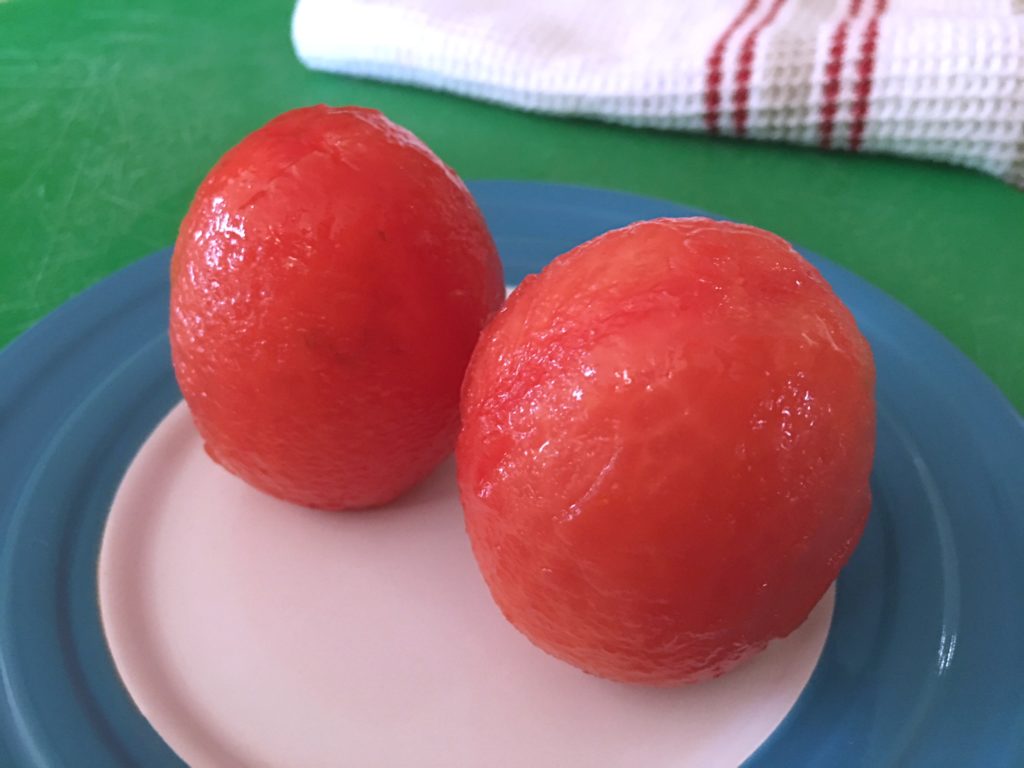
[849,0,888,151]
[732,0,789,136]
[820,0,865,149]
[704,0,761,134]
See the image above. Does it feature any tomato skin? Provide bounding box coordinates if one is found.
[171,106,504,510]
[457,218,875,685]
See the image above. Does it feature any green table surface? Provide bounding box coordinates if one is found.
[2,0,1022,412]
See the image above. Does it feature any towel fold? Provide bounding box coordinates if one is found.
[293,0,1024,186]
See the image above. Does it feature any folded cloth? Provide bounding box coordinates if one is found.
[293,0,1024,187]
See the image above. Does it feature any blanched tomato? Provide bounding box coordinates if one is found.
[171,106,504,510]
[457,218,875,685]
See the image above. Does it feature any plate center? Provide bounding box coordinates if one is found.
[98,403,833,768]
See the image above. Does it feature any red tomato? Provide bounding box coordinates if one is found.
[457,218,875,685]
[171,106,504,510]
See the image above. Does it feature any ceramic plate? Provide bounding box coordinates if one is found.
[1,182,1022,767]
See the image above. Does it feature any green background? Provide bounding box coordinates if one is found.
[2,0,1022,411]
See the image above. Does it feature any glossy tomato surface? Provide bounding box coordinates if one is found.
[171,106,504,510]
[457,218,876,685]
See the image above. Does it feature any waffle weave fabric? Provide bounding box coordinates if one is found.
[293,0,1024,187]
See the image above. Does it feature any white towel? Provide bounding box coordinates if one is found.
[293,0,1024,187]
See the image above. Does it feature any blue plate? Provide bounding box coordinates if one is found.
[2,181,1022,767]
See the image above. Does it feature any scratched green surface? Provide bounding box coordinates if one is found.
[1,0,1022,411]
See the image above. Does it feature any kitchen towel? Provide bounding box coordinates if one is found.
[293,0,1024,186]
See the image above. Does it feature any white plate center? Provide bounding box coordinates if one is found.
[99,403,833,768]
